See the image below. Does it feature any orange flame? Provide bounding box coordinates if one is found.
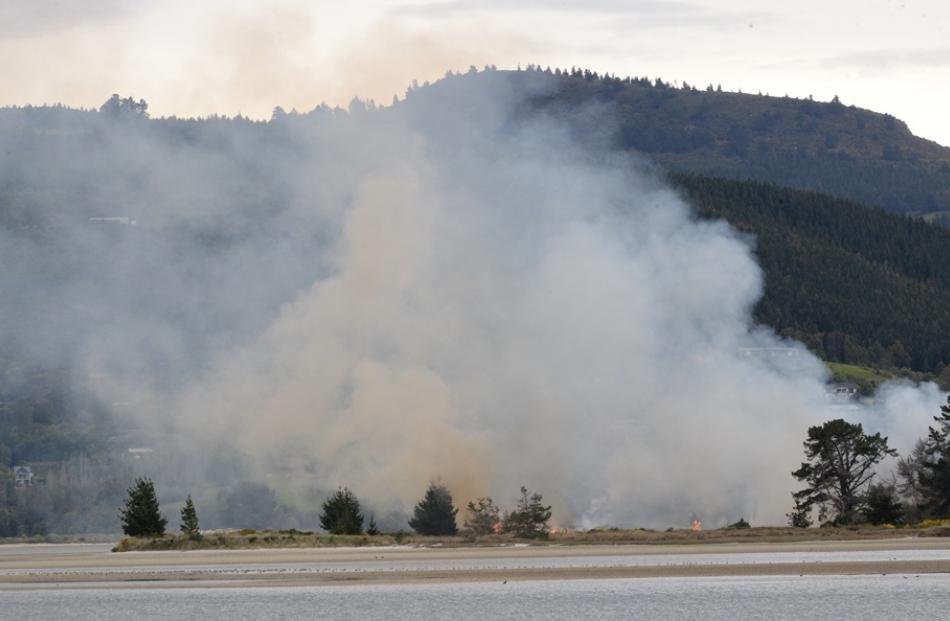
[691,518,702,531]
[491,521,503,534]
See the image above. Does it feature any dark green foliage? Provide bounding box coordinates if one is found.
[320,487,363,535]
[864,483,903,525]
[674,174,950,374]
[120,477,166,537]
[897,440,929,522]
[366,515,379,536]
[499,67,950,216]
[503,486,552,539]
[409,483,459,536]
[179,495,201,540]
[464,497,501,535]
[726,517,751,529]
[907,396,950,516]
[99,94,149,118]
[792,419,896,524]
[786,500,813,528]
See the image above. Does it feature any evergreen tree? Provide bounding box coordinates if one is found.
[503,486,552,539]
[464,497,501,535]
[119,477,167,537]
[179,495,201,540]
[409,482,458,536]
[320,487,363,535]
[912,396,950,515]
[786,498,813,528]
[792,419,896,524]
[366,515,380,536]
[864,483,903,525]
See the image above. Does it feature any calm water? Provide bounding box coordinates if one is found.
[3,575,949,620]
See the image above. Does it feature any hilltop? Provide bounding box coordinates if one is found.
[409,68,950,221]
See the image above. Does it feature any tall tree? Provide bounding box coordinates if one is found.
[320,487,363,535]
[792,419,896,524]
[179,495,201,540]
[409,483,458,536]
[503,486,552,539]
[119,477,167,537]
[909,396,950,515]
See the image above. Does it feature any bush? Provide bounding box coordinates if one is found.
[864,483,903,526]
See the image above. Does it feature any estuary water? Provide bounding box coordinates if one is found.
[3,574,949,620]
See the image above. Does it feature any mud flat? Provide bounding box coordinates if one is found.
[2,538,950,589]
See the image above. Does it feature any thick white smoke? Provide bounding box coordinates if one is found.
[2,71,941,529]
[165,78,847,527]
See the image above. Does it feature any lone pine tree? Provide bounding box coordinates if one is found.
[409,483,459,536]
[120,477,167,537]
[180,495,201,540]
[320,487,364,535]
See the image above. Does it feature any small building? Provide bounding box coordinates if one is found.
[127,447,154,460]
[827,382,859,401]
[13,466,34,488]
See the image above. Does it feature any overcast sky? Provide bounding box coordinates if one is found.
[1,0,947,144]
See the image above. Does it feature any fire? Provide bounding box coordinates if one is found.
[691,518,702,532]
[491,521,503,534]
[549,526,572,537]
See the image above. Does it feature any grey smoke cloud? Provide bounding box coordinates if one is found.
[1,72,940,529]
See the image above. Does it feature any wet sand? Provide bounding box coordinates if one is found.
[2,538,949,589]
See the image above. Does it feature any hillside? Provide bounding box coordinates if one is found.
[3,76,950,535]
[412,68,950,220]
[672,174,950,375]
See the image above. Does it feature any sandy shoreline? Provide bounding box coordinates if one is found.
[2,538,949,589]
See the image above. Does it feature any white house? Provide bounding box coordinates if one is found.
[13,466,34,488]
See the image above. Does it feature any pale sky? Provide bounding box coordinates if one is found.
[1,0,948,144]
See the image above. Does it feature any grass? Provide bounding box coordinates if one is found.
[826,362,895,384]
[111,524,941,552]
[825,362,934,396]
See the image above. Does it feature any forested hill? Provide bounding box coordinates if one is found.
[673,174,950,375]
[411,68,950,221]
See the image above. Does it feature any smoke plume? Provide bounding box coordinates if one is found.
[0,70,940,529]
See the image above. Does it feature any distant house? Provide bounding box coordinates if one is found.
[13,466,34,488]
[827,382,859,400]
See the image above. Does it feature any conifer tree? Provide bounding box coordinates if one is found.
[409,482,458,536]
[366,515,380,536]
[180,495,201,540]
[792,419,896,524]
[320,487,363,535]
[464,497,501,535]
[119,477,167,537]
[503,486,552,539]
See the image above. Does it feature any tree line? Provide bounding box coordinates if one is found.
[119,480,553,540]
[789,396,950,527]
